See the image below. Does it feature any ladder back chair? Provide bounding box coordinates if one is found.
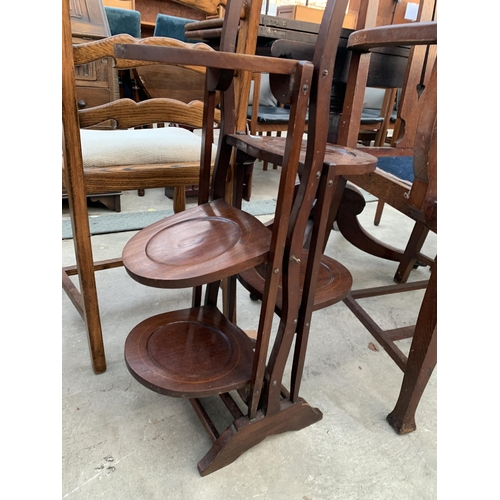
[116,0,376,475]
[62,0,222,374]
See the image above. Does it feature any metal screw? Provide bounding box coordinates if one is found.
[316,171,321,178]
[274,268,279,273]
[322,69,329,77]
[302,84,309,93]
[328,180,333,186]
[290,255,301,264]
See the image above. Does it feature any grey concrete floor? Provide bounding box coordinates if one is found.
[62,162,437,499]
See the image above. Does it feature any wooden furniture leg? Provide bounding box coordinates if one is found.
[62,0,106,374]
[394,221,430,284]
[387,260,437,434]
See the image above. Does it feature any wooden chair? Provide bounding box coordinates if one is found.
[358,87,398,147]
[335,21,437,434]
[116,0,376,475]
[336,0,437,284]
[247,72,308,171]
[62,0,222,374]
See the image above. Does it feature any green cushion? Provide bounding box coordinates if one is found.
[104,7,141,38]
[153,14,195,43]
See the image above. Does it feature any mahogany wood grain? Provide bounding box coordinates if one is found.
[125,306,256,398]
[336,16,437,283]
[227,136,378,177]
[118,0,404,476]
[196,397,322,476]
[386,260,436,434]
[133,65,207,103]
[341,4,437,273]
[336,17,437,433]
[114,42,306,81]
[122,198,272,288]
[347,22,437,52]
[238,251,352,314]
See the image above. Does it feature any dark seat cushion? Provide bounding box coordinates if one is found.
[376,155,414,183]
[361,108,384,125]
[361,107,398,124]
[247,105,309,124]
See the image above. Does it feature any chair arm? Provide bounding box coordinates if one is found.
[347,21,437,52]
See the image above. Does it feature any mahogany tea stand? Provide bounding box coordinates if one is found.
[119,0,377,475]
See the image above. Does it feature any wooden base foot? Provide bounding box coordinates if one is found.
[197,398,322,476]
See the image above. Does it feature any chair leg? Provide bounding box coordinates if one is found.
[387,261,437,434]
[373,199,385,226]
[272,131,281,169]
[394,222,430,284]
[172,186,186,213]
[262,131,271,171]
[64,200,107,374]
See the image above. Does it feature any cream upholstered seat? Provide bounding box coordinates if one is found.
[80,127,217,168]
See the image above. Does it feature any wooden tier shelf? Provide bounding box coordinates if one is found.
[238,251,352,314]
[125,306,256,398]
[122,198,271,289]
[226,136,379,177]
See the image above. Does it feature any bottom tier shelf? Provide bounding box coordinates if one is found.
[125,306,256,398]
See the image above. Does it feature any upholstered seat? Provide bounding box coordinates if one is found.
[247,105,309,124]
[80,127,216,168]
[154,14,196,42]
[104,6,141,38]
[375,156,414,183]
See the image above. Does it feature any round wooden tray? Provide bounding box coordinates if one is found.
[125,306,256,398]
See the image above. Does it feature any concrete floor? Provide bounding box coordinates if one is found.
[62,163,437,499]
